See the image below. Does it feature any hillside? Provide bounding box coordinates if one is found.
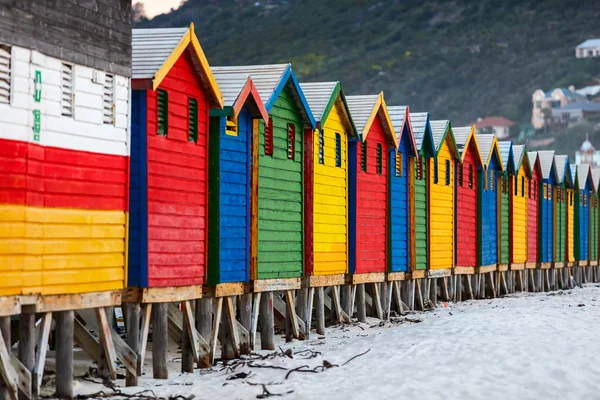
[137,0,600,127]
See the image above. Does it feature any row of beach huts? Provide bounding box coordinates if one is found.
[0,14,599,400]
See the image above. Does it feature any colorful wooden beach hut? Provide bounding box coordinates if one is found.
[300,81,357,277]
[477,134,504,267]
[408,113,436,272]
[538,151,558,263]
[552,155,572,265]
[387,106,417,273]
[591,169,600,263]
[429,120,460,270]
[497,141,515,266]
[346,93,397,275]
[206,72,268,284]
[510,145,531,266]
[129,27,223,288]
[452,125,483,268]
[210,64,316,281]
[567,164,576,265]
[527,152,542,265]
[573,164,593,262]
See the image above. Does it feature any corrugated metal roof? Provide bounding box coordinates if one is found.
[300,82,337,121]
[210,64,289,108]
[346,95,381,136]
[430,120,449,151]
[477,134,496,167]
[452,126,471,156]
[512,145,525,170]
[577,164,591,190]
[388,105,408,143]
[591,168,600,192]
[498,141,512,171]
[132,28,189,80]
[211,71,253,107]
[554,155,568,184]
[537,150,556,180]
[409,112,429,151]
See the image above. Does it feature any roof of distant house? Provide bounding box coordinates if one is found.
[577,39,600,49]
[557,101,600,112]
[555,88,585,100]
[575,85,600,97]
[473,116,515,128]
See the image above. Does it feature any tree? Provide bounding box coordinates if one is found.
[131,2,147,23]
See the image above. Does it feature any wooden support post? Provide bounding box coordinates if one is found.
[407,281,415,310]
[314,287,326,334]
[250,293,261,350]
[392,282,403,313]
[259,293,275,350]
[285,291,299,339]
[441,277,450,302]
[466,275,474,300]
[210,298,223,363]
[0,318,11,400]
[196,298,212,354]
[181,306,194,373]
[356,284,367,323]
[305,288,314,335]
[151,303,168,379]
[0,322,16,400]
[295,288,308,339]
[340,285,352,318]
[415,280,424,311]
[371,283,383,319]
[54,311,73,399]
[386,282,393,316]
[429,278,437,304]
[455,276,461,302]
[32,313,51,399]
[400,281,410,310]
[239,293,252,336]
[125,304,140,387]
[18,311,34,400]
[138,304,151,376]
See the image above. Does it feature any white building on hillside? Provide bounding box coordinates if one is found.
[576,39,600,58]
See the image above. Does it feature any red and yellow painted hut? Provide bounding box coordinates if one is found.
[510,145,531,267]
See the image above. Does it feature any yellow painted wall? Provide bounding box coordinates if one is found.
[429,137,454,269]
[567,188,575,262]
[512,169,528,263]
[313,101,348,275]
[0,205,126,296]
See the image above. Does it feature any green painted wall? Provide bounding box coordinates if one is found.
[257,86,304,279]
[591,194,598,261]
[414,156,428,270]
[554,187,565,262]
[500,175,510,264]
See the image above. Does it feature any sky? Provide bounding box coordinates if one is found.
[138,0,182,18]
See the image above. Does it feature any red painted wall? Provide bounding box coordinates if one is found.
[145,50,209,287]
[456,142,478,267]
[356,116,389,274]
[527,168,540,262]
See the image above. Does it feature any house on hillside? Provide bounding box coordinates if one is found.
[575,135,600,167]
[576,39,600,58]
[552,101,600,127]
[531,87,585,129]
[472,116,515,139]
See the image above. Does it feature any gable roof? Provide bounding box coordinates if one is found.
[473,116,515,128]
[527,151,542,177]
[511,145,532,178]
[132,25,223,108]
[576,164,593,191]
[210,72,268,121]
[300,81,357,137]
[346,93,398,148]
[388,106,417,155]
[497,141,514,174]
[476,134,503,171]
[210,64,316,128]
[577,39,600,49]
[452,125,483,165]
[430,120,459,159]
[409,112,436,157]
[553,155,572,187]
[537,150,558,181]
[591,168,600,192]
[557,101,600,112]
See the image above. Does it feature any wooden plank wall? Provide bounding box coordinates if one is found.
[527,172,540,263]
[456,143,478,267]
[480,162,499,266]
[389,132,410,273]
[413,155,428,270]
[511,168,528,263]
[500,176,510,264]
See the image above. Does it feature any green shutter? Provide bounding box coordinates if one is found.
[188,97,198,142]
[361,141,367,172]
[157,89,168,136]
[377,143,382,175]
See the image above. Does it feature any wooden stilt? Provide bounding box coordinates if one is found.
[386,282,393,316]
[249,293,261,350]
[32,313,51,398]
[181,311,194,373]
[400,281,410,310]
[371,283,383,319]
[314,287,326,334]
[455,276,462,302]
[259,293,275,350]
[0,317,11,400]
[224,297,241,358]
[408,280,416,310]
[295,288,308,339]
[331,286,343,323]
[18,312,35,398]
[415,280,424,311]
[125,304,140,386]
[209,298,224,362]
[138,304,151,376]
[466,275,474,300]
[55,311,73,399]
[341,285,352,317]
[151,303,168,379]
[392,282,403,313]
[240,293,253,335]
[441,277,450,302]
[0,319,17,400]
[350,285,357,317]
[356,284,367,323]
[306,288,315,335]
[196,298,212,358]
[285,291,300,339]
[429,278,437,304]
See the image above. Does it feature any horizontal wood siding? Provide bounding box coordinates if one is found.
[567,189,575,262]
[499,176,510,264]
[313,102,348,276]
[527,173,540,263]
[511,169,528,263]
[456,144,478,267]
[145,51,209,287]
[590,194,598,261]
[390,140,409,273]
[577,189,590,261]
[541,181,554,263]
[429,138,454,270]
[480,163,498,266]
[413,156,428,270]
[355,117,389,274]
[257,86,304,279]
[554,186,566,262]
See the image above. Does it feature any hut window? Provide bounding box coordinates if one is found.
[521,176,525,197]
[318,129,324,165]
[514,176,518,196]
[483,167,487,191]
[490,169,495,192]
[287,123,296,160]
[503,177,507,194]
[377,143,382,175]
[528,180,531,199]
[417,156,423,180]
[157,89,168,136]
[445,159,450,185]
[265,118,273,156]
[61,63,74,117]
[103,73,115,125]
[396,151,402,177]
[335,133,342,167]
[570,191,573,206]
[543,183,547,200]
[361,141,367,172]
[188,98,198,142]
[459,163,463,187]
[0,44,11,104]
[225,115,238,137]
[533,183,536,200]
[434,158,439,184]
[584,194,587,207]
[468,164,473,189]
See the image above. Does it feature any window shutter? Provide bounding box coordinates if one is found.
[318,129,324,165]
[434,158,438,184]
[61,63,74,117]
[459,163,463,187]
[103,73,115,125]
[188,98,198,142]
[503,177,507,194]
[361,141,367,172]
[377,143,382,175]
[534,183,536,200]
[157,89,168,136]
[514,176,518,196]
[490,169,495,192]
[528,180,531,199]
[395,151,402,177]
[265,118,273,156]
[417,156,423,180]
[445,159,450,185]
[287,123,295,160]
[469,164,473,189]
[225,115,238,137]
[521,177,525,197]
[0,44,10,104]
[335,133,341,167]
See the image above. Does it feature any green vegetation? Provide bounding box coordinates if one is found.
[527,122,600,159]
[138,0,600,128]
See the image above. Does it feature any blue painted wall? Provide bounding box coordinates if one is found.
[578,188,590,261]
[389,137,410,272]
[541,176,555,262]
[479,157,500,266]
[348,140,358,274]
[128,90,149,287]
